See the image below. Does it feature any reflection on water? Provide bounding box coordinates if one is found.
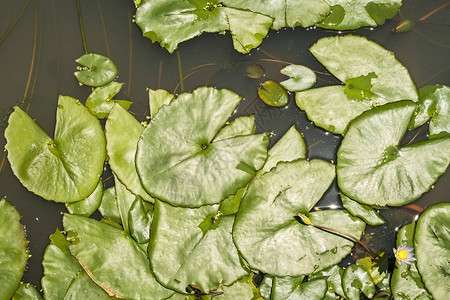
[0,0,448,291]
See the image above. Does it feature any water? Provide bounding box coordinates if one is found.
[0,0,449,293]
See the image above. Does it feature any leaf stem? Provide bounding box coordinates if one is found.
[418,2,450,22]
[76,0,88,54]
[0,0,31,46]
[297,213,376,258]
[176,51,184,92]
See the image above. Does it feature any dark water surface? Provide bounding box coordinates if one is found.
[0,0,449,293]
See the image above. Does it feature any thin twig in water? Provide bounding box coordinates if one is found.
[157,60,163,89]
[0,151,7,174]
[28,0,43,113]
[76,0,88,54]
[96,0,110,58]
[127,11,133,96]
[418,2,450,22]
[176,51,185,93]
[403,123,426,147]
[52,0,61,94]
[0,0,31,46]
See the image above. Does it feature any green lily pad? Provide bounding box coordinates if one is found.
[270,276,305,300]
[342,265,375,300]
[5,96,106,203]
[86,82,132,119]
[409,84,450,138]
[214,274,261,299]
[64,214,173,299]
[222,0,331,30]
[258,80,289,107]
[135,0,273,54]
[105,104,153,201]
[258,275,273,299]
[284,278,328,300]
[337,101,450,206]
[115,176,139,233]
[148,200,248,293]
[149,88,175,118]
[128,197,153,244]
[213,115,255,142]
[233,159,365,276]
[74,53,118,87]
[391,222,432,300]
[65,180,103,217]
[63,270,111,300]
[280,65,316,92]
[41,229,82,300]
[340,193,385,226]
[296,35,418,134]
[317,0,402,30]
[310,265,345,298]
[136,87,269,207]
[11,283,42,300]
[414,203,450,300]
[97,186,121,223]
[0,199,29,300]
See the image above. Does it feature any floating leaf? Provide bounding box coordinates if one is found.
[135,0,272,54]
[115,176,139,233]
[149,88,175,118]
[213,115,255,142]
[342,265,375,300]
[86,82,132,119]
[214,274,261,299]
[97,186,121,223]
[105,104,153,202]
[391,222,431,300]
[337,101,450,206]
[270,276,305,300]
[64,214,173,299]
[310,265,345,298]
[63,270,111,300]
[0,199,29,300]
[356,252,388,285]
[136,87,269,207]
[284,278,328,300]
[74,53,118,87]
[258,80,289,107]
[233,159,365,276]
[65,180,103,217]
[340,193,385,226]
[41,229,82,299]
[409,84,450,138]
[11,283,42,300]
[5,96,106,203]
[296,35,418,134]
[246,64,265,79]
[414,203,450,300]
[258,275,273,299]
[280,65,316,92]
[128,197,153,244]
[222,0,331,30]
[316,0,402,30]
[148,200,247,293]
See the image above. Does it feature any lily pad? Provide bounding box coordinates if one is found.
[65,180,103,217]
[340,193,385,226]
[391,222,431,300]
[213,115,255,142]
[148,200,248,293]
[409,84,450,138]
[11,283,42,300]
[136,87,269,207]
[258,80,289,107]
[64,214,173,299]
[310,265,345,298]
[414,203,450,300]
[105,104,153,202]
[63,270,111,300]
[128,197,153,244]
[0,198,29,300]
[5,96,106,203]
[233,159,366,276]
[74,53,118,87]
[337,101,450,206]
[41,229,82,300]
[149,88,175,118]
[317,0,402,30]
[115,176,139,233]
[135,0,273,54]
[222,0,331,30]
[258,276,273,299]
[296,35,418,134]
[97,186,121,223]
[284,278,328,300]
[86,82,132,119]
[280,65,316,92]
[270,276,305,300]
[342,264,375,300]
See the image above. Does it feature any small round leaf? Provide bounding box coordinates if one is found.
[74,53,117,87]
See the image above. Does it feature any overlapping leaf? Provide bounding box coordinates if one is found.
[0,199,29,300]
[337,101,450,206]
[233,159,365,276]
[136,87,269,207]
[65,180,103,217]
[296,35,418,134]
[5,96,106,203]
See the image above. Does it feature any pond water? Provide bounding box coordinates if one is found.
[0,0,449,293]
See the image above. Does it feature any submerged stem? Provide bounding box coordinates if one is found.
[0,0,31,46]
[297,213,376,258]
[176,51,184,93]
[76,0,88,54]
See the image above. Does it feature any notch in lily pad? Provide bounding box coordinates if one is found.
[258,80,289,107]
[74,53,118,87]
[280,64,316,92]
